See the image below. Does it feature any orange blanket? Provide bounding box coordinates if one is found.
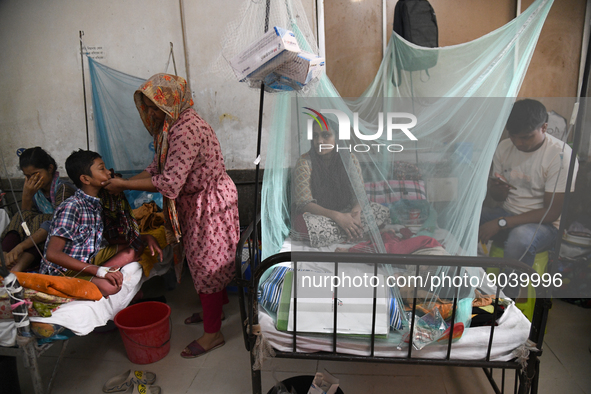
[12,272,102,301]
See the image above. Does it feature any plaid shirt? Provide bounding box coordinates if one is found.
[41,189,104,275]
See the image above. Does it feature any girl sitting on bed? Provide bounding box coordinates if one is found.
[293,122,366,241]
[1,147,76,271]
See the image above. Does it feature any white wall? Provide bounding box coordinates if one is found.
[0,0,316,178]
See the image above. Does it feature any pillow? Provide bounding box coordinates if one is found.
[259,266,314,315]
[303,202,391,248]
[259,266,290,314]
[389,286,404,330]
[365,179,427,205]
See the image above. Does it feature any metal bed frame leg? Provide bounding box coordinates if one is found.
[18,336,44,394]
[517,358,536,394]
[526,354,540,394]
[250,349,263,394]
[250,360,263,394]
[15,335,69,394]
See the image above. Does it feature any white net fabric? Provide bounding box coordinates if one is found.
[209,0,319,92]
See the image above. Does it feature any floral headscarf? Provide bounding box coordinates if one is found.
[134,74,194,245]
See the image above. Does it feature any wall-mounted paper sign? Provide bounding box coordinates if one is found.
[84,45,106,61]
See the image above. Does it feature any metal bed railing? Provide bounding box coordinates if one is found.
[235,221,550,394]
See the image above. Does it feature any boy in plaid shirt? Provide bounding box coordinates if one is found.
[42,150,161,296]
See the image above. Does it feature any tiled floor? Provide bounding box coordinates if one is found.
[14,272,591,394]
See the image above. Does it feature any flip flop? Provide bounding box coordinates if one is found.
[102,370,157,393]
[180,339,225,358]
[122,383,161,394]
[184,312,226,325]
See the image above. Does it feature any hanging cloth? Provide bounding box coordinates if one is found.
[98,189,141,250]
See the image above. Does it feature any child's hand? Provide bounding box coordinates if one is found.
[142,234,163,262]
[104,270,124,288]
[5,244,24,266]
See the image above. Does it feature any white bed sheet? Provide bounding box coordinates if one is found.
[258,237,531,362]
[259,302,530,361]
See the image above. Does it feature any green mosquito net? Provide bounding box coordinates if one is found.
[255,0,554,260]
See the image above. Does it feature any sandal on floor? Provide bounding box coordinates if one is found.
[102,370,156,393]
[183,312,226,325]
[180,339,225,358]
[122,383,161,394]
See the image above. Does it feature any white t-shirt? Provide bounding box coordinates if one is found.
[492,133,578,228]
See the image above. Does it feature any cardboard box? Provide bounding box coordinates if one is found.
[279,271,390,335]
[275,51,325,85]
[229,26,301,82]
[262,52,325,92]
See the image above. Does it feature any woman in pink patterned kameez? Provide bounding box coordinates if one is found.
[103,74,239,358]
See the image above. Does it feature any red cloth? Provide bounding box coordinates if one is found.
[348,231,441,254]
[199,289,230,333]
[293,214,308,237]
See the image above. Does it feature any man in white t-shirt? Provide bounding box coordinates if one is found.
[479,99,578,267]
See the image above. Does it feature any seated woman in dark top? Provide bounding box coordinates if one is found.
[293,122,365,241]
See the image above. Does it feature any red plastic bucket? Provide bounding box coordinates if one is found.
[114,301,171,364]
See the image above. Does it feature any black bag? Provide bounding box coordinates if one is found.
[393,0,438,48]
[392,0,439,84]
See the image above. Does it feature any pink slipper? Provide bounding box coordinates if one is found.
[180,340,225,358]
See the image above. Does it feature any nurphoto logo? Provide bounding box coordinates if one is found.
[303,107,418,153]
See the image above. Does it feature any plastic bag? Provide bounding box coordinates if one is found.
[389,199,431,227]
[308,370,339,394]
[124,190,163,210]
[400,308,448,350]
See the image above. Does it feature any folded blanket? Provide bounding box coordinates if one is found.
[11,272,102,301]
[133,201,164,232]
